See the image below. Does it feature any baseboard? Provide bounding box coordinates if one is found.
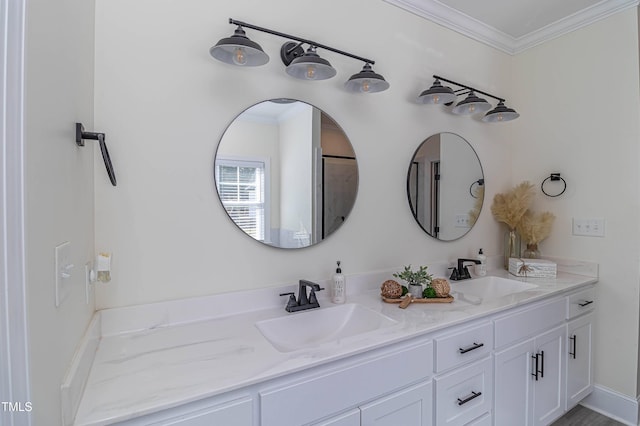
[580,384,639,426]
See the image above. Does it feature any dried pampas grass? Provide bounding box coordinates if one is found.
[490,181,535,230]
[518,211,555,244]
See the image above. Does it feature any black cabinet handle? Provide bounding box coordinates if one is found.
[459,342,484,354]
[539,350,545,378]
[457,391,482,406]
[578,300,594,307]
[531,353,539,381]
[569,335,577,359]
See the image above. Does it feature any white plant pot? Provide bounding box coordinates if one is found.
[408,284,423,298]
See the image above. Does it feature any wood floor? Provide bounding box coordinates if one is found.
[551,405,625,426]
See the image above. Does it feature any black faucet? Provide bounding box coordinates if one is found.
[449,258,482,281]
[279,280,325,312]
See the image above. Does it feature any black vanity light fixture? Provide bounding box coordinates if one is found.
[210,18,390,93]
[418,75,520,122]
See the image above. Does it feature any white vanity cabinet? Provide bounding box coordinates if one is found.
[494,297,568,426]
[565,286,595,410]
[566,313,593,409]
[260,340,434,426]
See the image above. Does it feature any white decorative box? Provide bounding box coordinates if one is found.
[508,258,557,278]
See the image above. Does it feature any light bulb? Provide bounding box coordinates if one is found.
[306,65,316,80]
[361,80,370,93]
[496,114,504,121]
[432,95,440,104]
[232,47,247,66]
[468,104,476,113]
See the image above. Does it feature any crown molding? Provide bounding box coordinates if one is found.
[513,0,640,53]
[383,0,640,55]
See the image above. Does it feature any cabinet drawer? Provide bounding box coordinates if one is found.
[435,322,493,373]
[494,298,565,348]
[567,287,596,319]
[434,357,493,426]
[260,341,433,426]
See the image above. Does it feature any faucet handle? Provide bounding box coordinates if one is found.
[279,292,298,311]
[449,267,460,280]
[308,286,325,301]
[461,266,471,279]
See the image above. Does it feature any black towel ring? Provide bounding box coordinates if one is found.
[469,178,484,198]
[541,173,565,197]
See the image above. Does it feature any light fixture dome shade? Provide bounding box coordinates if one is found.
[210,26,269,66]
[418,79,456,104]
[344,63,389,93]
[286,47,336,80]
[452,91,491,115]
[482,101,520,122]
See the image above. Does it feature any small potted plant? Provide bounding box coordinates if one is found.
[393,265,433,298]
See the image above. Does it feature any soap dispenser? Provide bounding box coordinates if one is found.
[476,249,487,276]
[332,261,346,304]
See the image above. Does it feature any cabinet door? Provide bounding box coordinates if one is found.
[566,313,593,409]
[360,380,432,426]
[131,396,253,426]
[311,409,360,426]
[533,324,566,426]
[494,338,535,426]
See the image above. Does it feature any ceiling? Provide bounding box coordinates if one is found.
[383,0,639,54]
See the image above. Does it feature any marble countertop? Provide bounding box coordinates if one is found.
[72,262,597,426]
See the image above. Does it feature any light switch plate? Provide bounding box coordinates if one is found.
[572,218,605,237]
[455,214,470,228]
[55,241,73,307]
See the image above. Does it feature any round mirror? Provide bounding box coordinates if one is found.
[215,99,358,249]
[407,132,484,241]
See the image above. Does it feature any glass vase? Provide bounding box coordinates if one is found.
[523,243,540,259]
[503,230,521,269]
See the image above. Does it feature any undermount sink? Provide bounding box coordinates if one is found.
[450,276,538,304]
[256,303,397,352]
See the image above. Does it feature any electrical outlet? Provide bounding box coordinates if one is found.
[572,218,605,237]
[55,242,73,307]
[85,261,94,305]
[455,214,470,228]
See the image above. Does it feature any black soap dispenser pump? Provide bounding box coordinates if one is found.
[332,261,346,304]
[477,248,487,276]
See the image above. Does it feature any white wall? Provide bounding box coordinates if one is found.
[24,0,96,423]
[511,9,640,398]
[439,133,481,240]
[93,0,512,309]
[279,104,313,246]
